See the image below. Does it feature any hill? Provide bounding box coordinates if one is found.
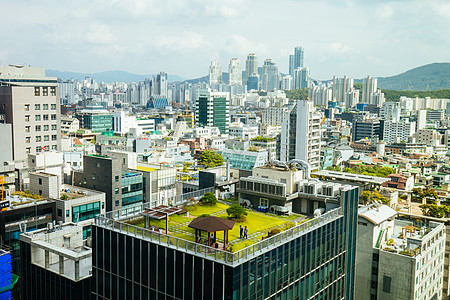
[46,70,186,83]
[377,63,450,91]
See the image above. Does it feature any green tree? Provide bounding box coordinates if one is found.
[199,192,217,205]
[226,204,248,220]
[361,190,389,205]
[419,204,450,218]
[182,162,192,173]
[198,150,224,169]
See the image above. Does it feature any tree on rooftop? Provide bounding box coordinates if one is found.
[226,204,248,221]
[198,150,224,169]
[361,190,389,205]
[199,192,217,205]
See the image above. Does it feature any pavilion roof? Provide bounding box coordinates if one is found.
[188,216,235,232]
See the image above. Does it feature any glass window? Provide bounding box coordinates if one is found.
[66,210,70,217]
[51,114,56,120]
[51,124,57,130]
[42,87,48,96]
[115,188,119,194]
[35,104,40,110]
[36,136,41,142]
[36,146,41,152]
[92,173,96,180]
[35,125,41,132]
[24,104,30,111]
[43,125,49,131]
[102,202,105,209]
[115,175,119,182]
[43,115,49,121]
[52,145,57,150]
[50,87,56,96]
[43,104,48,110]
[44,145,49,151]
[52,135,57,141]
[34,87,40,96]
[115,200,120,206]
[35,115,41,121]
[44,135,49,141]
[51,103,56,110]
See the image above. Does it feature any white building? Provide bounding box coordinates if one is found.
[332,75,354,104]
[293,67,311,89]
[381,102,401,122]
[309,86,332,107]
[383,119,416,144]
[280,100,323,170]
[362,76,378,103]
[113,111,136,134]
[228,124,259,141]
[262,107,289,126]
[209,60,222,85]
[261,59,280,92]
[228,58,242,85]
[281,75,292,90]
[356,204,445,300]
[61,116,80,133]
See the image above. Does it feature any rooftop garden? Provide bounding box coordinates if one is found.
[251,136,275,142]
[125,193,303,252]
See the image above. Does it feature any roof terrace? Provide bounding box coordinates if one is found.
[95,201,342,266]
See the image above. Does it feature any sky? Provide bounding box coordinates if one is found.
[1,0,449,80]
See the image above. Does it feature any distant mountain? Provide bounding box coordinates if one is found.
[46,70,186,83]
[377,63,450,91]
[183,72,229,85]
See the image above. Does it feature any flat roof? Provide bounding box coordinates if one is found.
[359,204,397,225]
[313,170,389,184]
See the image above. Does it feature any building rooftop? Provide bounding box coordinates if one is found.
[59,184,104,200]
[359,204,397,225]
[313,170,389,185]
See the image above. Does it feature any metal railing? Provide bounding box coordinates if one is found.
[95,206,342,266]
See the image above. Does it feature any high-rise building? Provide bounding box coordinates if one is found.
[361,76,377,103]
[195,88,229,134]
[0,65,61,161]
[309,86,333,107]
[261,59,280,92]
[279,100,323,170]
[228,58,242,85]
[293,67,311,89]
[355,204,445,300]
[246,75,259,91]
[382,119,416,144]
[91,162,359,299]
[281,75,292,90]
[209,61,222,85]
[289,46,304,77]
[152,72,168,98]
[245,53,258,83]
[262,107,289,125]
[332,76,354,104]
[351,118,381,142]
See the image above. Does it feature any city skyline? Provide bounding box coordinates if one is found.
[1,0,449,80]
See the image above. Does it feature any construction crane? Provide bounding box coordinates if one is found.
[320,115,326,125]
[0,176,4,201]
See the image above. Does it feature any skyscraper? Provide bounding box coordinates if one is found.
[152,72,168,98]
[228,58,242,85]
[195,88,229,134]
[245,53,258,83]
[289,46,304,77]
[261,59,280,92]
[209,60,222,85]
[279,100,323,170]
[332,76,354,105]
[0,65,61,161]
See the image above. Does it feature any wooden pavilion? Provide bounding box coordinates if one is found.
[188,216,235,250]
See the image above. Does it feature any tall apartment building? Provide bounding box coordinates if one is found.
[245,53,258,83]
[308,86,333,107]
[356,204,445,300]
[293,67,311,89]
[209,60,222,85]
[332,76,354,105]
[281,75,292,90]
[92,162,359,299]
[152,72,168,98]
[195,88,230,134]
[261,59,280,92]
[0,65,61,161]
[382,119,416,144]
[280,100,323,170]
[228,58,242,85]
[362,76,377,103]
[262,107,289,126]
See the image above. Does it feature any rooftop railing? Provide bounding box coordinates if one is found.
[95,205,342,267]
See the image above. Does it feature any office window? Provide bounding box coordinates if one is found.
[43,104,48,110]
[57,209,62,217]
[25,137,31,144]
[38,178,42,185]
[52,135,57,141]
[115,175,119,182]
[25,126,30,133]
[42,87,48,96]
[66,210,70,217]
[24,104,30,111]
[115,188,119,194]
[50,87,56,96]
[35,125,41,131]
[51,114,56,120]
[52,145,57,150]
[25,115,30,122]
[102,202,105,209]
[51,124,57,130]
[35,104,40,110]
[44,135,49,142]
[36,146,41,152]
[51,103,56,110]
[34,87,40,96]
[115,200,120,206]
[36,136,41,142]
[44,145,49,151]
[35,115,41,121]
[92,173,96,180]
[43,125,49,131]
[26,148,30,154]
[43,115,49,121]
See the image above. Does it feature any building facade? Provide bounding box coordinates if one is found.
[195,88,230,134]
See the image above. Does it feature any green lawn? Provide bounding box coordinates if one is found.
[187,202,228,216]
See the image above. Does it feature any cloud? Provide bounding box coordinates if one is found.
[155,32,209,51]
[326,43,359,55]
[222,35,268,57]
[86,23,117,44]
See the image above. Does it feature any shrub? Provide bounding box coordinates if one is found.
[200,192,217,205]
[226,204,248,221]
[198,214,210,218]
[60,194,69,200]
[268,228,282,237]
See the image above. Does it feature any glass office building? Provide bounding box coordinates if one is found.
[195,88,230,134]
[91,182,358,299]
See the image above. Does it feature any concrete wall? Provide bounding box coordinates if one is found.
[0,124,13,163]
[29,172,59,199]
